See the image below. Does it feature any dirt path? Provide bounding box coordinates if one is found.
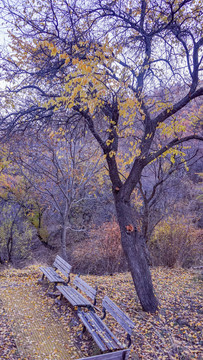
[0,268,82,360]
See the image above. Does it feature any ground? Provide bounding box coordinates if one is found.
[0,265,202,360]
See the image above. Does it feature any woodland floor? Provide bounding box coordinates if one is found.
[0,265,202,360]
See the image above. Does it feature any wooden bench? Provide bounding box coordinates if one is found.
[56,275,97,309]
[39,255,72,290]
[76,349,130,360]
[78,295,134,353]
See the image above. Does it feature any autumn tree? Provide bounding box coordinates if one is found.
[1,0,203,312]
[0,145,35,264]
[10,128,102,260]
[138,137,202,243]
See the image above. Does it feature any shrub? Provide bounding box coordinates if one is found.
[150,216,203,267]
[71,218,128,274]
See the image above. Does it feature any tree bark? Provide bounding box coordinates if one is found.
[7,235,13,264]
[114,195,159,313]
[60,199,70,261]
[61,220,68,261]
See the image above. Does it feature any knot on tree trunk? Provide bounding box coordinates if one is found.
[114,186,120,192]
[125,224,134,234]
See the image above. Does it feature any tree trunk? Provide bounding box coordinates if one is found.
[115,196,159,313]
[7,235,13,263]
[60,200,70,261]
[61,220,68,261]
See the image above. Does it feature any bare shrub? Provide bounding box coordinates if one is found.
[72,218,128,274]
[150,216,203,267]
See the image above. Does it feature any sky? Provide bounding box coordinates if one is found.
[0,20,9,90]
[0,17,8,45]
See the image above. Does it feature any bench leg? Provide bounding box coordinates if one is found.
[38,273,45,284]
[53,282,57,291]
[79,325,86,339]
[55,293,63,307]
[127,334,131,348]
[122,350,130,360]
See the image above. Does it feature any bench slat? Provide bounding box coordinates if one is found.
[78,311,121,352]
[86,312,123,349]
[78,311,123,352]
[39,267,65,283]
[39,256,72,286]
[76,349,130,360]
[57,285,92,307]
[102,296,134,335]
[78,296,134,353]
[53,255,72,278]
[54,255,72,269]
[74,276,97,301]
[79,313,109,352]
[57,275,97,308]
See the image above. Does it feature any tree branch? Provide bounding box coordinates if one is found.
[145,135,203,166]
[154,87,203,126]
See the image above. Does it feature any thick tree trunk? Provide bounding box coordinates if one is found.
[115,196,159,313]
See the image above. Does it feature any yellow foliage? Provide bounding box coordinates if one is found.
[157,117,186,136]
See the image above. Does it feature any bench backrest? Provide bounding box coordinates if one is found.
[74,275,97,305]
[53,255,72,279]
[102,296,134,337]
[76,349,130,360]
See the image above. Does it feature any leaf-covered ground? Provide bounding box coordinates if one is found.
[0,265,202,360]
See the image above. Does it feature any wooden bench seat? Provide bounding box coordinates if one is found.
[76,349,130,360]
[57,275,97,309]
[39,255,72,289]
[78,295,134,353]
